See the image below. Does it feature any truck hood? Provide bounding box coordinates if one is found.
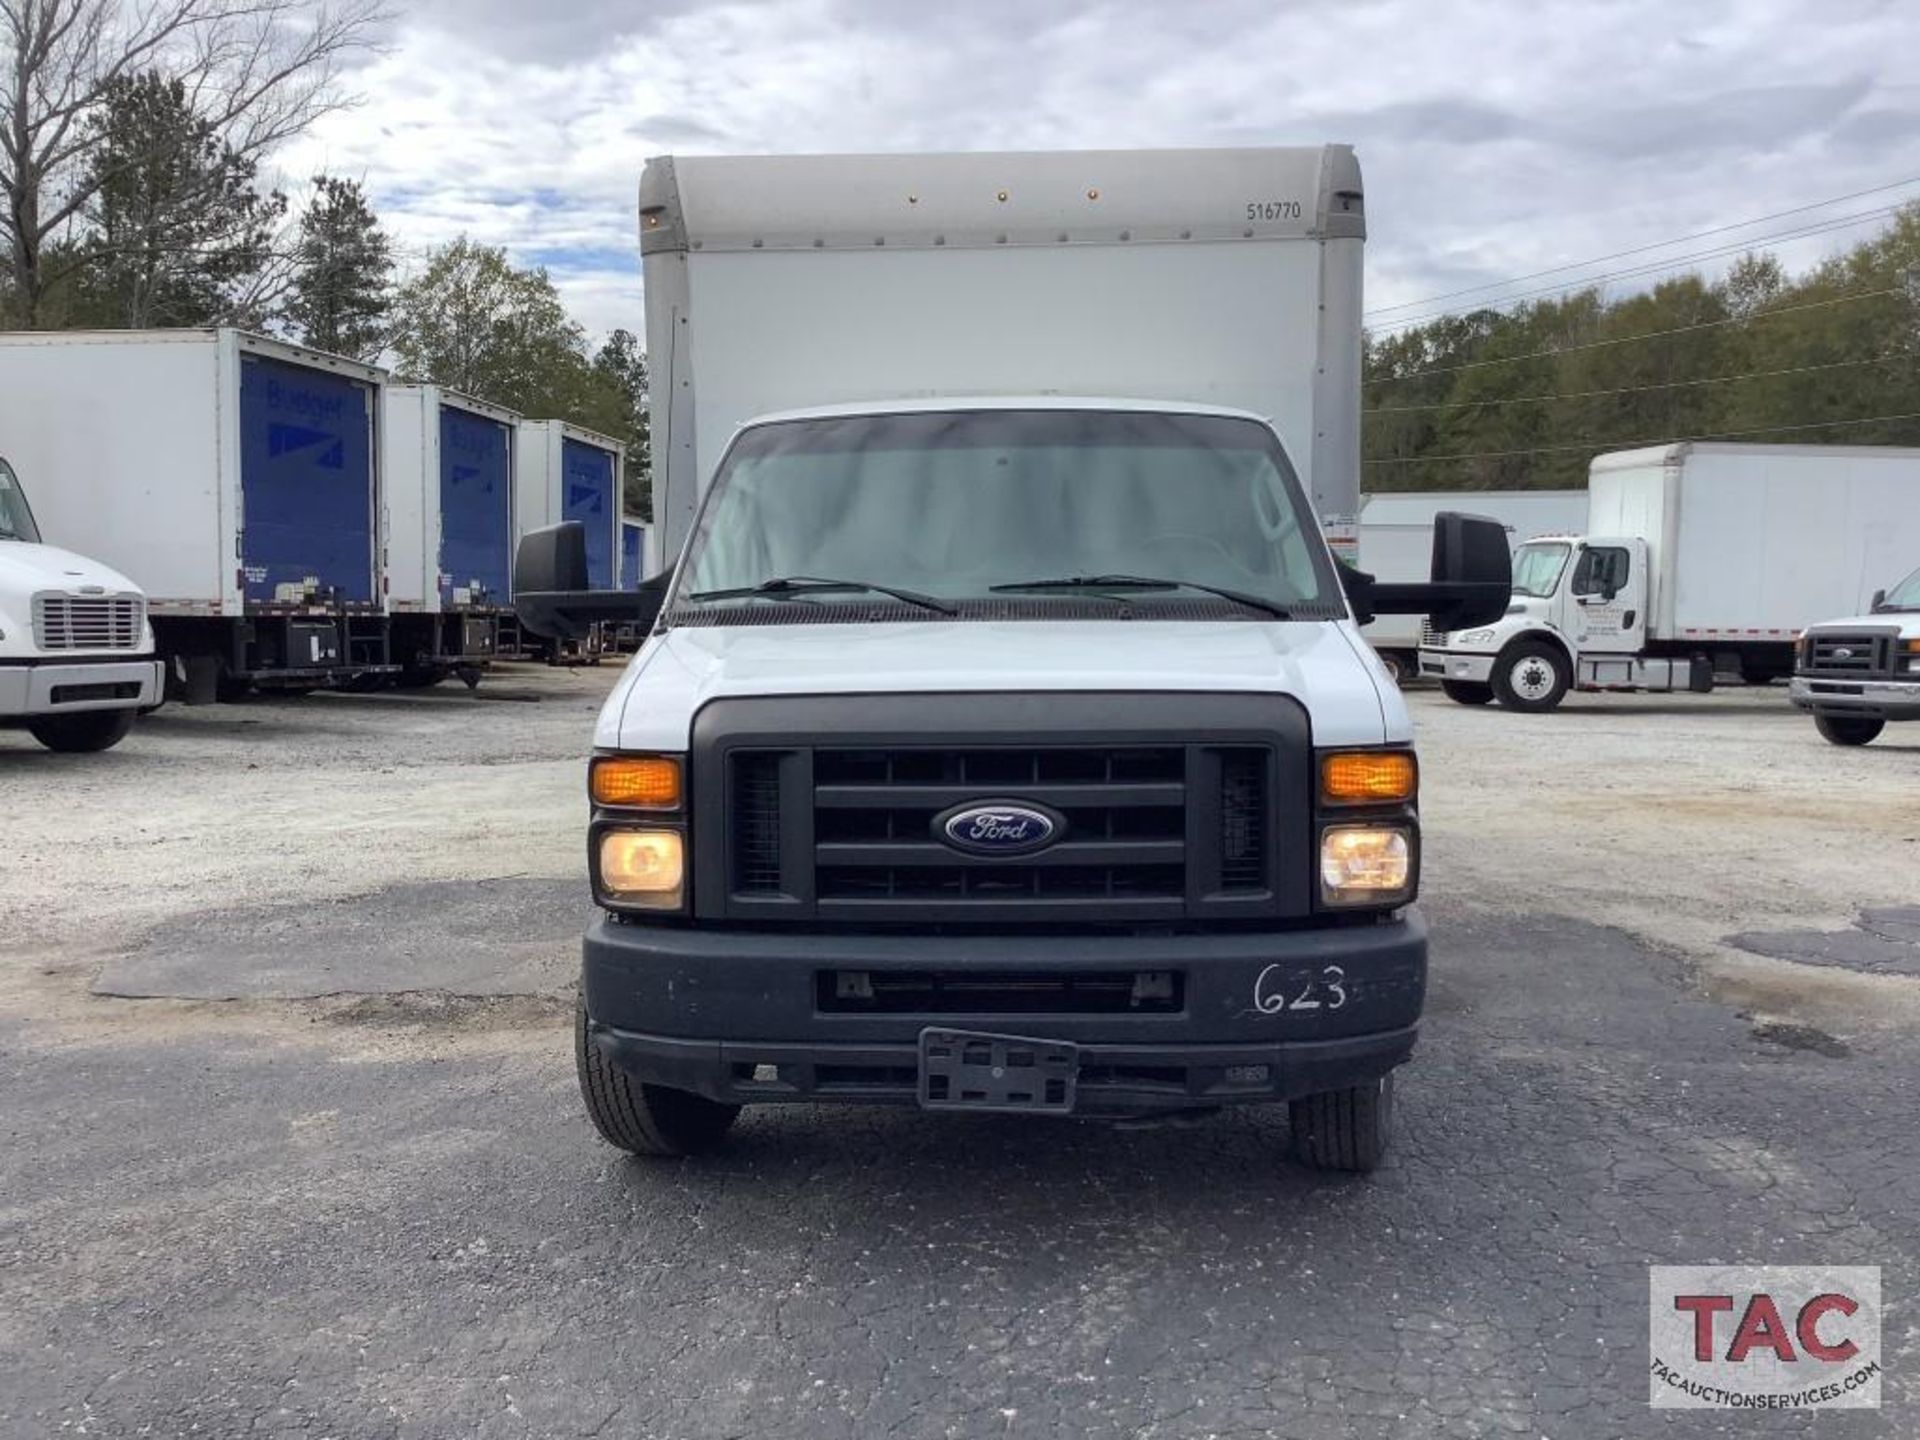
[1807,612,1920,634]
[599,619,1404,751]
[0,541,144,597]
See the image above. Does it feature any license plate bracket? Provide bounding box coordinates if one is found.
[918,1028,1079,1114]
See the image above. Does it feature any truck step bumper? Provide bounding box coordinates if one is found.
[0,657,164,715]
[588,1022,1418,1113]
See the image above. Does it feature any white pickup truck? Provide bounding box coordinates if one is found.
[0,455,163,752]
[1790,564,1920,745]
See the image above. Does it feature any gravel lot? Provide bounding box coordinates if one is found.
[1,665,1915,1438]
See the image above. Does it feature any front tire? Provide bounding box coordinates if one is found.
[1492,639,1570,712]
[28,708,137,753]
[575,998,741,1156]
[1440,679,1494,706]
[1290,1074,1394,1173]
[1814,712,1885,747]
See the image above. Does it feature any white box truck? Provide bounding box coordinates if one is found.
[0,452,163,751]
[516,420,624,590]
[1359,489,1585,680]
[516,147,1508,1172]
[383,384,518,687]
[621,515,651,589]
[0,330,390,701]
[1419,442,1920,711]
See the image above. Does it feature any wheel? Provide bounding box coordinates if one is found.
[1376,651,1409,686]
[1440,679,1494,706]
[575,997,741,1156]
[1290,1074,1394,1173]
[1814,712,1884,747]
[27,708,137,753]
[1491,639,1570,712]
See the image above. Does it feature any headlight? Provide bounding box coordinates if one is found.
[597,828,685,909]
[1320,825,1413,906]
[1457,627,1496,645]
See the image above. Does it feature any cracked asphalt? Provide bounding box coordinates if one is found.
[1,669,1915,1438]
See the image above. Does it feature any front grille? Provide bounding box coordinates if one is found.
[32,594,143,651]
[1804,631,1894,678]
[1418,619,1444,647]
[1219,750,1268,890]
[810,745,1188,908]
[731,752,785,894]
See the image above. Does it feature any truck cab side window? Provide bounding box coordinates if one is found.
[1573,546,1629,597]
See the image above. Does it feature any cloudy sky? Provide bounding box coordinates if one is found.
[279,0,1920,341]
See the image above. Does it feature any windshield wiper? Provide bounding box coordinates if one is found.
[687,575,956,616]
[989,574,1292,619]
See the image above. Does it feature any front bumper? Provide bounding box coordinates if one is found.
[583,910,1427,1114]
[0,656,164,716]
[1418,648,1495,684]
[1790,674,1920,720]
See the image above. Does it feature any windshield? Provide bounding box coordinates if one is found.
[0,457,40,543]
[676,410,1340,618]
[1881,565,1920,610]
[1511,541,1570,599]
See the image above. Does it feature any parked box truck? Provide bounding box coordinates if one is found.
[383,384,518,686]
[516,421,623,591]
[0,452,163,751]
[1419,442,1920,711]
[1359,489,1585,680]
[518,147,1509,1173]
[621,516,650,588]
[0,330,390,700]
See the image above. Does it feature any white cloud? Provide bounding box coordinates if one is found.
[275,0,1920,341]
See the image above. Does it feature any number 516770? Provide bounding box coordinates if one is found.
[1247,200,1302,221]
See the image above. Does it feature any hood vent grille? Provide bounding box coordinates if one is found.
[32,593,144,651]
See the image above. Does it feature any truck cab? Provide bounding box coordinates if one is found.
[0,455,164,752]
[1790,564,1920,745]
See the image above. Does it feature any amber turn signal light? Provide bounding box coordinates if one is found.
[590,755,683,809]
[1321,750,1417,806]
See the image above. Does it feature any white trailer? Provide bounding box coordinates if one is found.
[1419,442,1920,711]
[384,384,519,684]
[0,329,389,700]
[640,147,1366,563]
[1358,489,1586,678]
[516,421,625,591]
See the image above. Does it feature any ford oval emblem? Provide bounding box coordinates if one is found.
[1832,646,1855,659]
[934,801,1065,856]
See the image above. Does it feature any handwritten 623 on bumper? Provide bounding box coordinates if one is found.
[1649,1265,1882,1409]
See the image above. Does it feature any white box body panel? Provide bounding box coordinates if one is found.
[0,329,385,618]
[1589,444,1920,638]
[642,147,1365,560]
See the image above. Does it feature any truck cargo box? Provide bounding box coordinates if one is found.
[516,420,623,591]
[641,146,1366,559]
[385,386,518,613]
[621,516,651,587]
[1590,443,1920,640]
[0,330,384,617]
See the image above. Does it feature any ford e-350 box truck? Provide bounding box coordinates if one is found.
[520,147,1507,1171]
[0,330,390,700]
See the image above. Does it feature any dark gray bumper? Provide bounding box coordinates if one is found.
[582,910,1427,1112]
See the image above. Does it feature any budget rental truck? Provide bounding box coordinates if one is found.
[517,148,1509,1171]
[0,452,163,751]
[0,330,391,701]
[383,385,518,687]
[1420,443,1920,711]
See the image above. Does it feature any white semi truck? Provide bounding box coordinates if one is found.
[1358,489,1586,680]
[515,147,1509,1172]
[0,453,163,752]
[1419,443,1920,711]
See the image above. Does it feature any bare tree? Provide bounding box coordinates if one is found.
[0,0,382,327]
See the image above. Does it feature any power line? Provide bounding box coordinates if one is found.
[1364,173,1920,318]
[1365,285,1906,386]
[1370,205,1906,336]
[1362,409,1920,466]
[1365,354,1902,415]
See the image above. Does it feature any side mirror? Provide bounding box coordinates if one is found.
[1870,588,1887,612]
[514,522,670,640]
[1352,511,1513,631]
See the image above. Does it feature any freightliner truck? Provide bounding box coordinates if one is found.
[516,148,1509,1171]
[0,453,163,751]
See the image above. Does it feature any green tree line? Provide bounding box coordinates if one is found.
[1363,206,1920,491]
